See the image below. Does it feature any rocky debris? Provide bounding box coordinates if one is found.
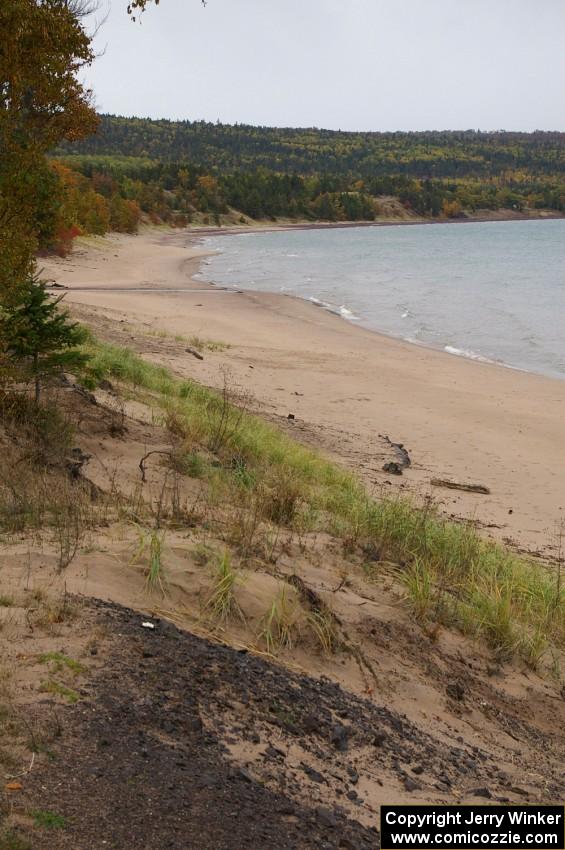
[20,599,563,849]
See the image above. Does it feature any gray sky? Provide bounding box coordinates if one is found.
[85,0,565,131]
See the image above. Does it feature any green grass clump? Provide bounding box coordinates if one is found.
[129,526,166,594]
[258,586,297,654]
[30,810,66,830]
[38,652,86,676]
[206,550,243,624]
[79,337,564,665]
[187,334,230,352]
[39,680,80,704]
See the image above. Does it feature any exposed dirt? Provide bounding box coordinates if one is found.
[3,598,560,850]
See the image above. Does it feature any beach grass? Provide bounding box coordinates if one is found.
[80,337,564,665]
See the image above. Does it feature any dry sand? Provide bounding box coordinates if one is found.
[44,226,565,558]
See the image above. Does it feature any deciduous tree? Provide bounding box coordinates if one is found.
[0,0,98,306]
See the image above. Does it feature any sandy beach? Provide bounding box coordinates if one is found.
[44,226,565,559]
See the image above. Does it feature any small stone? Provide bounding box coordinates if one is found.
[236,768,254,783]
[187,716,203,733]
[446,682,465,701]
[471,786,492,799]
[317,807,338,829]
[330,724,350,752]
[265,744,285,760]
[303,713,320,733]
[509,786,529,797]
[302,764,325,784]
[404,777,422,792]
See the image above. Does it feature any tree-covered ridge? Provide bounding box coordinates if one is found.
[49,151,565,237]
[56,115,565,179]
[43,117,565,250]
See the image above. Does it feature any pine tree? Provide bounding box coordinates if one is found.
[0,275,89,402]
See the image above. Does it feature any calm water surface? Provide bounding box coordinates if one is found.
[197,220,565,379]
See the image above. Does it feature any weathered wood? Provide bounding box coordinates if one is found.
[380,434,411,474]
[186,347,204,361]
[431,478,490,494]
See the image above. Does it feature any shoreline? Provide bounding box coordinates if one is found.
[183,207,565,239]
[189,223,564,384]
[43,228,565,559]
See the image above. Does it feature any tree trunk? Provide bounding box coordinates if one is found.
[33,352,40,403]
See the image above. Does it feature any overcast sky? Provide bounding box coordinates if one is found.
[85,0,565,131]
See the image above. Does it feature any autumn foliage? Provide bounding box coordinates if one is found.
[0,0,97,306]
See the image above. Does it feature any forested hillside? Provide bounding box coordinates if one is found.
[56,116,565,179]
[42,115,565,253]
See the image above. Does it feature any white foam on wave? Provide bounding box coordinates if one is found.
[444,345,494,364]
[308,296,360,321]
[444,345,531,373]
[339,305,360,321]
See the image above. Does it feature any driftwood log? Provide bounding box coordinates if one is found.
[379,434,411,475]
[185,347,204,361]
[431,478,490,495]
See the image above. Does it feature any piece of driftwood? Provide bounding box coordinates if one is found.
[382,462,403,476]
[379,434,411,474]
[431,478,490,495]
[185,347,204,361]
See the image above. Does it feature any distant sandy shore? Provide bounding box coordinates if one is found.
[43,227,565,559]
[179,206,565,238]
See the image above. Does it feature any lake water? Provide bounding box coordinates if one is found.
[197,219,565,380]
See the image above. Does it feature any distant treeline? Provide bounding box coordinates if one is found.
[56,116,565,180]
[43,117,565,251]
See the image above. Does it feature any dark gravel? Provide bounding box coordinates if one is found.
[20,599,526,849]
